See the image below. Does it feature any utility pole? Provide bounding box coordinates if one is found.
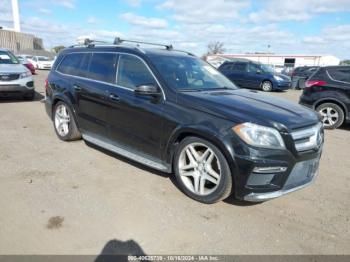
[11,0,21,32]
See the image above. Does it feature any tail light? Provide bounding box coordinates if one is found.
[305,80,327,88]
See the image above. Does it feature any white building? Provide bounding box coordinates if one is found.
[206,53,340,69]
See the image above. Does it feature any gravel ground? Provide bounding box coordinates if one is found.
[0,70,349,255]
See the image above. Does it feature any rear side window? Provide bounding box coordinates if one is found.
[88,53,117,84]
[57,53,88,76]
[327,68,350,83]
[219,63,233,71]
[117,54,156,89]
[234,62,247,72]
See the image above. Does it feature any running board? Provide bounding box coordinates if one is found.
[82,133,170,172]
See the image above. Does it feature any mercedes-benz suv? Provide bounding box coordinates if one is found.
[44,39,323,204]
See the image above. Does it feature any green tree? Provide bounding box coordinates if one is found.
[340,60,350,65]
[52,45,66,53]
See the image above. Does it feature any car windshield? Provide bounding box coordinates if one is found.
[0,51,19,64]
[148,54,237,91]
[38,57,50,61]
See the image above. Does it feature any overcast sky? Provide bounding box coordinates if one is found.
[1,0,350,59]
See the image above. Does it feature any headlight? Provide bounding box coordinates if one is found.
[20,71,31,79]
[233,122,285,149]
[274,75,284,81]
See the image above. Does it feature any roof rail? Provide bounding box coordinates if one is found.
[68,38,194,56]
[113,37,173,50]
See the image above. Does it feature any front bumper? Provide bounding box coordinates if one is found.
[222,125,323,202]
[243,158,319,201]
[276,81,291,90]
[0,78,34,96]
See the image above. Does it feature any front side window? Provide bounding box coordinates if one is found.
[117,54,156,89]
[248,63,260,73]
[89,53,117,84]
[148,55,236,91]
[0,50,19,64]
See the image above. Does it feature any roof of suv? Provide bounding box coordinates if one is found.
[60,45,194,58]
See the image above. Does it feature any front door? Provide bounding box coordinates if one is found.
[106,54,163,159]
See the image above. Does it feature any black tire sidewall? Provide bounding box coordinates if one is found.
[317,103,344,129]
[174,136,232,204]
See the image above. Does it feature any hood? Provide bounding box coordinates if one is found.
[0,64,28,73]
[275,73,291,81]
[177,89,319,131]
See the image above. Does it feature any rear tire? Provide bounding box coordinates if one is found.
[316,103,344,129]
[174,136,232,204]
[261,80,273,92]
[53,101,81,141]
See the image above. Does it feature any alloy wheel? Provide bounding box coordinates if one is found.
[178,143,221,196]
[319,107,339,127]
[54,104,71,137]
[262,81,272,92]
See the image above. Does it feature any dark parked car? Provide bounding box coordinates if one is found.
[300,66,350,129]
[291,66,319,89]
[45,39,323,204]
[218,60,291,92]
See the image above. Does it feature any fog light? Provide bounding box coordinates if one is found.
[253,166,287,173]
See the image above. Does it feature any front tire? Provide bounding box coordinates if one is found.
[317,103,344,129]
[174,137,232,204]
[261,80,273,92]
[53,101,81,141]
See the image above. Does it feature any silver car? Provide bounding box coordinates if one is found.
[0,48,35,100]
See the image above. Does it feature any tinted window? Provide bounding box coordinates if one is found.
[234,62,247,72]
[328,68,350,83]
[117,55,156,89]
[248,63,260,73]
[57,53,85,76]
[89,53,117,84]
[219,63,233,71]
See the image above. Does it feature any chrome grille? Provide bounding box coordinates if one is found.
[291,123,323,152]
[0,73,20,81]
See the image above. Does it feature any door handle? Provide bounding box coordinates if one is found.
[109,93,120,102]
[73,84,82,91]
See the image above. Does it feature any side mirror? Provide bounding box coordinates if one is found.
[134,84,160,96]
[256,69,262,74]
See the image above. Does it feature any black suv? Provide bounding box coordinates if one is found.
[300,66,350,129]
[45,39,323,204]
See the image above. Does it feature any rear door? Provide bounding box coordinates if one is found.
[326,67,350,114]
[76,52,118,138]
[229,62,248,87]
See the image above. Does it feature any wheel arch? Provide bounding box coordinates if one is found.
[51,94,79,126]
[314,98,348,119]
[165,127,237,175]
[260,79,274,89]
